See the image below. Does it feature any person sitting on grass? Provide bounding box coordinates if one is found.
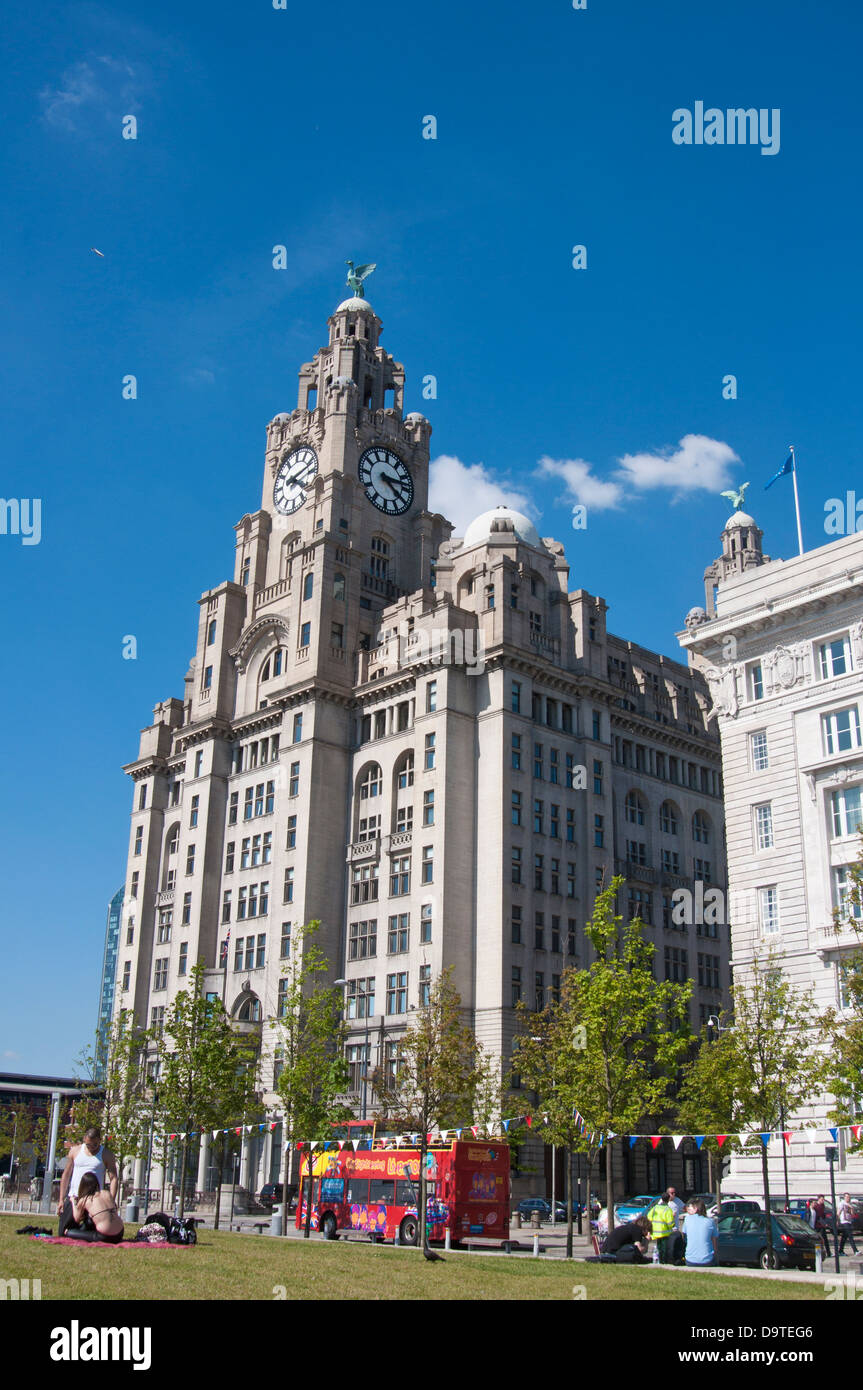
[602,1214,651,1262]
[67,1172,125,1244]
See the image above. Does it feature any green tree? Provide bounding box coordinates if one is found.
[675,1018,745,1210]
[271,922,353,1238]
[698,952,822,1265]
[821,830,863,1154]
[372,968,491,1253]
[155,963,260,1216]
[517,880,692,1236]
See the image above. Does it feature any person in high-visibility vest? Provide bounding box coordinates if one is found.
[646,1192,676,1263]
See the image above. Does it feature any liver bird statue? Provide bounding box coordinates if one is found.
[346,260,376,298]
[720,482,750,511]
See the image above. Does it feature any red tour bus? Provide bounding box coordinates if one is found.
[296,1138,510,1246]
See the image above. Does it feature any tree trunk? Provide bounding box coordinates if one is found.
[214,1135,224,1231]
[178,1132,189,1217]
[565,1144,573,1259]
[303,1146,314,1239]
[420,1136,428,1254]
[605,1138,615,1236]
[760,1136,774,1265]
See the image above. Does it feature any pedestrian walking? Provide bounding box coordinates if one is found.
[837,1193,859,1256]
[810,1194,832,1258]
[646,1192,677,1264]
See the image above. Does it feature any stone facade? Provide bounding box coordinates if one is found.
[680,514,863,1195]
[116,295,728,1199]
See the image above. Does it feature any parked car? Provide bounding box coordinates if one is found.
[717,1212,820,1270]
[257,1183,297,1211]
[516,1197,567,1223]
[614,1194,662,1223]
[689,1193,760,1219]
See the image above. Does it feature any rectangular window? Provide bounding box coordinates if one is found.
[626,841,647,867]
[283,868,294,904]
[182,892,192,925]
[567,918,577,956]
[349,919,377,959]
[534,742,543,779]
[823,706,862,756]
[300,621,311,648]
[421,845,434,884]
[511,733,522,770]
[426,680,437,713]
[420,902,432,943]
[133,826,143,856]
[697,952,720,989]
[550,804,559,838]
[347,977,376,1020]
[534,972,545,1012]
[819,635,851,679]
[203,666,213,690]
[388,913,409,953]
[535,911,544,950]
[419,964,431,1007]
[831,787,863,838]
[121,962,131,992]
[422,789,435,826]
[228,791,239,825]
[566,863,576,898]
[221,890,231,923]
[693,857,712,883]
[754,803,774,850]
[511,681,521,713]
[758,886,779,936]
[390,856,411,896]
[139,785,147,810]
[256,933,266,969]
[277,979,288,1019]
[351,864,379,904]
[177,942,188,976]
[263,830,272,864]
[594,814,604,848]
[238,886,248,920]
[225,842,235,873]
[550,916,561,953]
[662,849,680,874]
[195,750,204,777]
[593,760,603,796]
[534,854,544,891]
[511,905,522,944]
[511,846,522,884]
[153,958,168,991]
[549,749,559,784]
[243,787,254,821]
[664,946,688,983]
[550,858,560,894]
[289,762,300,796]
[286,815,297,850]
[130,871,139,898]
[233,938,243,971]
[534,799,544,834]
[424,733,436,770]
[511,966,522,1006]
[566,808,575,843]
[749,663,764,701]
[395,804,413,834]
[386,972,408,1015]
[185,845,195,875]
[293,713,303,743]
[280,922,291,958]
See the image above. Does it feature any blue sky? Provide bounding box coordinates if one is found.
[2,0,862,1073]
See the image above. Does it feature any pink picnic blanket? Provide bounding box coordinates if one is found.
[30,1235,182,1249]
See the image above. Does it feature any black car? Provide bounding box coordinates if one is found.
[258,1183,297,1211]
[717,1211,820,1270]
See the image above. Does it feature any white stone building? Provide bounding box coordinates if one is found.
[117,292,729,1200]
[680,510,863,1196]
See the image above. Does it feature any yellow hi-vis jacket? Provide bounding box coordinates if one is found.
[647,1201,675,1239]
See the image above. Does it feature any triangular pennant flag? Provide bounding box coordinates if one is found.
[309,1141,318,1151]
[270,1122,277,1132]
[760,1132,771,1147]
[829,1127,838,1142]
[651,1136,661,1151]
[234,1127,242,1136]
[188,1131,197,1138]
[526,1115,532,1128]
[352,1140,360,1151]
[672,1136,684,1150]
[168,1134,176,1142]
[337,1140,344,1150]
[716,1135,727,1148]
[503,1120,510,1133]
[258,1124,265,1132]
[782,1131,793,1147]
[470,1126,479,1138]
[629,1136,637,1149]
[852,1124,861,1141]
[213,1130,220,1141]
[607,1131,617,1141]
[246,1124,254,1135]
[694,1135,705,1149]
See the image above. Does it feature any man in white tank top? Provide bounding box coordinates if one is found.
[57,1127,119,1237]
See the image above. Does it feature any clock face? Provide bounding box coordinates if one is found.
[273,446,318,515]
[358,447,413,515]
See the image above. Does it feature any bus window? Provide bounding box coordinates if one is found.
[369,1179,395,1204]
[321,1177,345,1203]
[346,1178,369,1204]
[396,1180,417,1205]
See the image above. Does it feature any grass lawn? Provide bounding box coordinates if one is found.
[0,1215,829,1301]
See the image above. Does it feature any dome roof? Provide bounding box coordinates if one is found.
[335,296,376,313]
[272,412,291,422]
[725,510,756,528]
[462,505,542,550]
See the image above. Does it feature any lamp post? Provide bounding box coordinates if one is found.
[825,1146,841,1275]
[8,1112,18,1192]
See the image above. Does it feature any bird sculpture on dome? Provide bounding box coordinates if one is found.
[720,482,750,511]
[345,260,376,297]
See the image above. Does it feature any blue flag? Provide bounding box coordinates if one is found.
[765,453,793,489]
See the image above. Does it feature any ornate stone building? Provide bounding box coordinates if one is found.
[117,291,728,1199]
[680,509,863,1195]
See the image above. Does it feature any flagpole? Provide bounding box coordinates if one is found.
[789,445,804,556]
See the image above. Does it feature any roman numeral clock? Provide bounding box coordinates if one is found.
[358,446,413,515]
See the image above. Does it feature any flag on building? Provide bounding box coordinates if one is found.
[765,452,793,489]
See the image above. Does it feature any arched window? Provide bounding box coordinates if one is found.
[303,571,314,601]
[260,648,286,683]
[333,572,346,601]
[624,791,647,826]
[660,801,679,836]
[359,764,383,800]
[207,619,217,645]
[693,811,711,844]
[237,997,261,1023]
[395,751,414,790]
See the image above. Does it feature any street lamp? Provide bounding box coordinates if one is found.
[8,1112,18,1192]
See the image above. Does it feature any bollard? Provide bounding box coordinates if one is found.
[394,1227,400,1246]
[444,1229,451,1251]
[815,1247,822,1275]
[270,1209,283,1237]
[530,1210,541,1229]
[125,1199,139,1223]
[515,1211,522,1229]
[533,1233,540,1257]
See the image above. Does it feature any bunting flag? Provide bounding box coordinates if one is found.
[269,1122,278,1132]
[309,1141,318,1151]
[470,1126,479,1138]
[650,1136,661,1151]
[717,1135,727,1148]
[234,1127,242,1136]
[351,1140,360,1152]
[852,1125,861,1142]
[212,1130,220,1141]
[629,1136,637,1149]
[782,1132,793,1147]
[760,1132,771,1147]
[336,1140,344,1150]
[672,1136,684,1150]
[503,1120,510,1133]
[695,1136,705,1150]
[829,1127,839,1142]
[526,1115,532,1128]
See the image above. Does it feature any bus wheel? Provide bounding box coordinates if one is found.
[399,1216,419,1247]
[321,1213,338,1240]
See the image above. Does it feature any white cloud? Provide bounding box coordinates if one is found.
[183,367,216,388]
[614,434,740,498]
[2,1050,20,1061]
[40,57,144,133]
[429,455,536,533]
[536,456,624,512]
